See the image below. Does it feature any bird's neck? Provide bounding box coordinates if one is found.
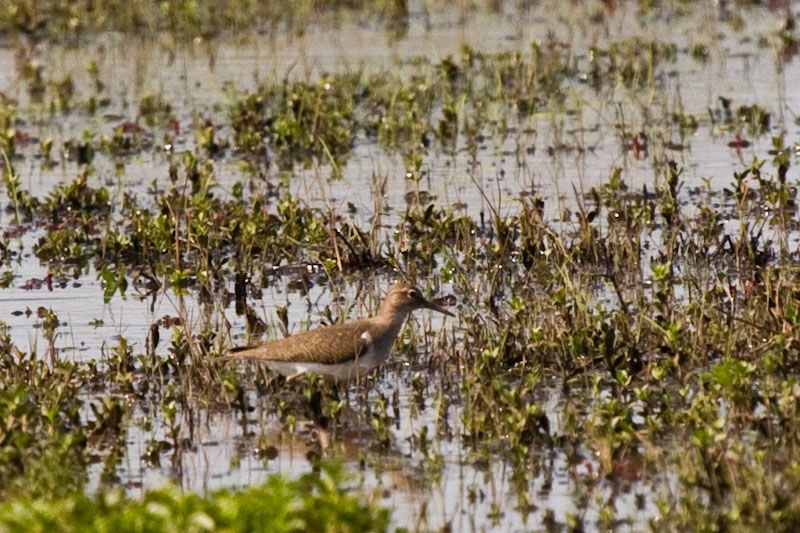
[373,305,409,340]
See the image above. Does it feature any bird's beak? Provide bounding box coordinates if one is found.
[423,295,456,317]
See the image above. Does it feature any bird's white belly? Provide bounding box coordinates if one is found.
[265,344,386,383]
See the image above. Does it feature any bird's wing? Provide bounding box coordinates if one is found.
[222,321,371,365]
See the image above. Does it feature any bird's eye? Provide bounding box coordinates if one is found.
[408,290,418,299]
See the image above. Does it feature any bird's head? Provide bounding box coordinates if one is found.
[381,283,455,317]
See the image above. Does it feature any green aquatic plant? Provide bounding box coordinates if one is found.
[0,324,89,499]
[230,76,358,172]
[0,464,389,533]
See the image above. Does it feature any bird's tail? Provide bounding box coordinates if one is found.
[218,345,262,362]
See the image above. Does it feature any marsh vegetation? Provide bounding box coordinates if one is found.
[1,0,800,531]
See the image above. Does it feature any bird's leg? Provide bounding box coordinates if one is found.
[257,367,279,394]
[309,388,324,423]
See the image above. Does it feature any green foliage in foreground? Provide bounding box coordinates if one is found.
[0,465,389,533]
[0,326,89,500]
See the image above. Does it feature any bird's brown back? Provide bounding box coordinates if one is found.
[223,320,373,364]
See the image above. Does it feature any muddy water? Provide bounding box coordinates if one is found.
[2,1,799,530]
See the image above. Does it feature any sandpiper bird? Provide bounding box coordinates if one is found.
[222,283,454,382]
